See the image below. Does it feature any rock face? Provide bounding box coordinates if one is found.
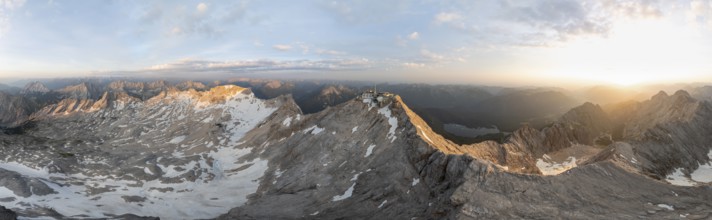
[0,206,17,220]
[0,83,711,219]
[296,85,359,114]
[56,82,102,100]
[607,90,712,180]
[0,92,37,127]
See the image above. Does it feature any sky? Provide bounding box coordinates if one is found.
[1,0,712,87]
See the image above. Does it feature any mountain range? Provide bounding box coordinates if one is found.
[0,79,710,219]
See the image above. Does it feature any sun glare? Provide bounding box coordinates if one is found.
[540,17,711,86]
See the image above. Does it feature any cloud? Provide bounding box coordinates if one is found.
[221,1,248,23]
[134,1,255,38]
[402,62,426,68]
[318,0,410,24]
[434,12,462,24]
[316,49,346,56]
[420,49,444,61]
[603,0,664,18]
[689,0,712,27]
[396,31,420,47]
[408,32,419,40]
[196,3,208,14]
[273,44,293,51]
[139,6,163,23]
[143,58,374,75]
[0,0,26,37]
[431,0,682,48]
[430,1,619,46]
[0,0,25,10]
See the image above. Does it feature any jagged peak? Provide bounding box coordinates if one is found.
[652,90,669,100]
[672,90,695,102]
[576,102,601,111]
[176,80,208,91]
[673,89,691,97]
[20,81,50,94]
[264,80,283,89]
[648,89,697,105]
[57,82,99,98]
[155,85,250,105]
[560,102,609,123]
[320,85,342,96]
[202,85,248,98]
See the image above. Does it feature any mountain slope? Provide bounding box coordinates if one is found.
[19,82,50,95]
[0,85,291,218]
[0,85,711,219]
[0,92,37,128]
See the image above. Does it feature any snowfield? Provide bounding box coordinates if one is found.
[0,87,278,219]
[536,155,577,175]
[666,150,712,186]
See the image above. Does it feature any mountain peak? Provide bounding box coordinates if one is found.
[673,89,690,96]
[19,81,50,94]
[169,85,250,105]
[57,82,100,100]
[176,80,207,91]
[652,90,669,100]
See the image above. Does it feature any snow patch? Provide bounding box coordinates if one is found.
[412,178,420,186]
[168,136,186,144]
[666,150,712,186]
[378,200,388,209]
[690,150,712,183]
[536,155,577,175]
[332,183,356,202]
[304,125,325,135]
[665,168,697,186]
[364,144,376,158]
[416,125,434,143]
[377,106,398,143]
[282,117,292,126]
[352,126,358,133]
[657,204,674,211]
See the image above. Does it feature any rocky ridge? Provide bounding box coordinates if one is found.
[19,82,50,95]
[0,83,710,219]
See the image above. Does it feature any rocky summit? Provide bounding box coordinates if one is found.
[0,81,711,219]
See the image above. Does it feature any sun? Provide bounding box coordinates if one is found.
[538,17,711,86]
[608,75,644,86]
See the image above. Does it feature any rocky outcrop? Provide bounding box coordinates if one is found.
[0,206,17,220]
[296,85,359,114]
[0,92,37,127]
[30,89,140,119]
[541,102,613,153]
[604,90,712,179]
[622,90,701,139]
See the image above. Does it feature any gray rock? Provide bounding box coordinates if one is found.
[0,206,17,220]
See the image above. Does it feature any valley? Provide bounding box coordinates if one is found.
[0,79,710,219]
